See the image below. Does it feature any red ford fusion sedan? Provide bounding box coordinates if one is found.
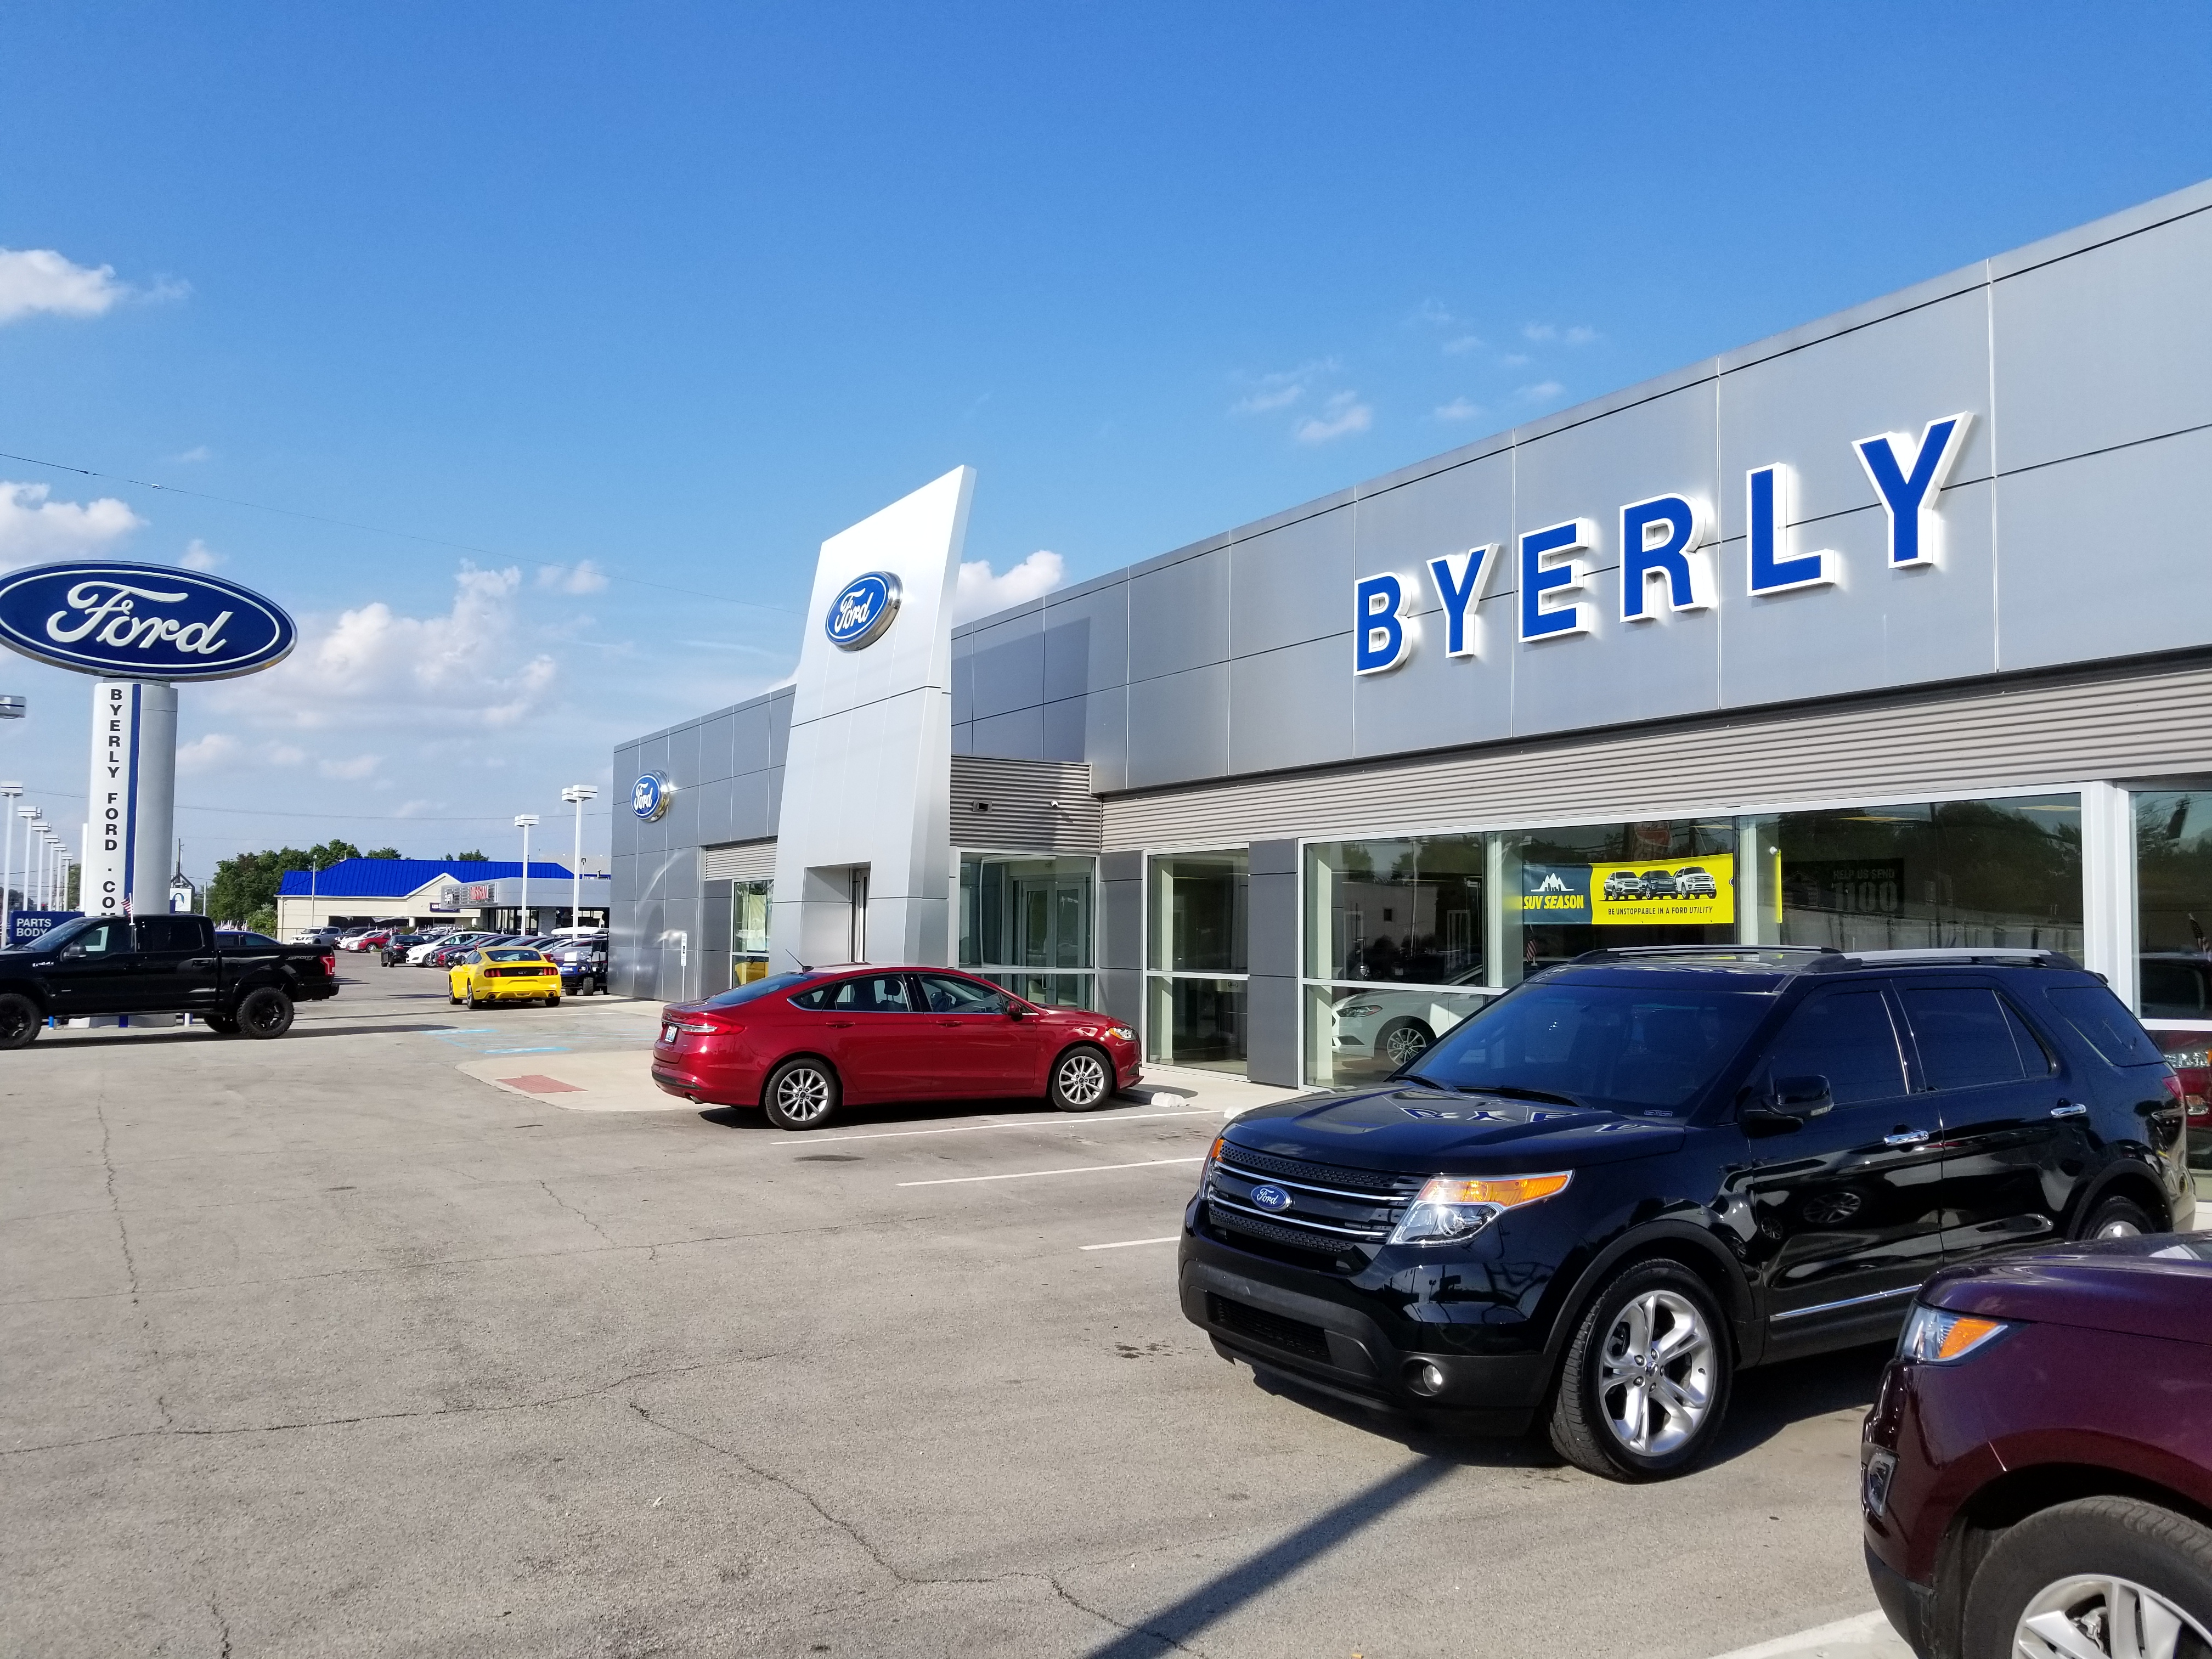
[1861,1233,2212,1659]
[651,967,1143,1129]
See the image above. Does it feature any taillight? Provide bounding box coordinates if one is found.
[320,953,336,975]
[668,1017,736,1035]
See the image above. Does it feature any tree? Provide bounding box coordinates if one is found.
[441,849,489,863]
[205,840,363,927]
[363,847,403,859]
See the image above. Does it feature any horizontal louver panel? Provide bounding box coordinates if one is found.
[701,839,777,881]
[1102,662,2212,849]
[951,756,1102,854]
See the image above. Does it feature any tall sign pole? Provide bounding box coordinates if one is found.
[0,782,19,936]
[514,815,539,933]
[0,562,295,923]
[561,785,596,929]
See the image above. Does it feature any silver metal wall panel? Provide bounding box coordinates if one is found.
[1127,547,1231,682]
[1103,660,2212,851]
[1125,663,1229,788]
[1229,636,1356,775]
[701,839,778,881]
[948,756,1101,854]
[1990,205,2212,473]
[964,705,1045,762]
[1228,506,1354,658]
[1041,580,1130,702]
[969,608,1045,720]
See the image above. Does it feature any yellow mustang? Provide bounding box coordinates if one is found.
[448,946,562,1009]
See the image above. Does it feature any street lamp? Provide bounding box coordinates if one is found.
[0,783,20,937]
[514,814,540,933]
[22,808,43,910]
[47,832,63,910]
[560,785,596,932]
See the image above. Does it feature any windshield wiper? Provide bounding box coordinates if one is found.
[1446,1082,1589,1111]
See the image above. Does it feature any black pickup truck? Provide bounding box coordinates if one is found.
[0,914,340,1048]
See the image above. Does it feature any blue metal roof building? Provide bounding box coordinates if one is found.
[276,859,577,897]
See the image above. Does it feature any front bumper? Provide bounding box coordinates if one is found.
[1178,1230,1550,1433]
[1864,1544,1934,1657]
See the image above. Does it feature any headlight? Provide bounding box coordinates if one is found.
[1387,1172,1571,1245]
[1105,1025,1136,1042]
[1340,1004,1382,1017]
[1896,1304,2012,1364]
[1198,1135,1226,1192]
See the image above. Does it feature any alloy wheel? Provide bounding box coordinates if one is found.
[2015,1573,2212,1658]
[2095,1217,2145,1240]
[774,1066,832,1125]
[1382,1024,1432,1065]
[1057,1052,1109,1108]
[1596,1289,1717,1459]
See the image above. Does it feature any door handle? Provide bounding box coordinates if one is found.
[2050,1102,2087,1119]
[1883,1129,1931,1146]
[825,1020,854,1029]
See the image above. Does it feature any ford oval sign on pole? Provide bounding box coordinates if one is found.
[0,560,299,921]
[823,571,901,651]
[0,562,296,680]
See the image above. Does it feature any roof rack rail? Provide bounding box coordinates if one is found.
[1809,947,2081,971]
[1568,945,1840,964]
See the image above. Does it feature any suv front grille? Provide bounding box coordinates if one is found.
[1217,1145,1422,1196]
[1206,1294,1331,1362]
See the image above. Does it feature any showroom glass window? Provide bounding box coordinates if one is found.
[959,854,1096,1008]
[1739,794,2081,957]
[1147,851,1248,1074]
[1302,835,1496,1088]
[2132,784,2212,1175]
[1499,816,1740,981]
[731,881,771,986]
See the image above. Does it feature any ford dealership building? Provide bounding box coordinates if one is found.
[613,180,2212,1095]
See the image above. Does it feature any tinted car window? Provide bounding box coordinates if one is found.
[1760,990,1907,1105]
[703,972,811,1009]
[60,921,132,958]
[2001,999,2058,1076]
[2047,984,2164,1066]
[217,932,280,947]
[1408,981,1772,1115]
[1900,988,2029,1088]
[136,917,209,952]
[913,974,1007,1014]
[791,974,915,1013]
[484,949,543,962]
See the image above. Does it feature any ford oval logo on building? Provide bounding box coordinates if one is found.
[824,571,901,652]
[0,561,296,682]
[631,772,674,822]
[1250,1184,1292,1214]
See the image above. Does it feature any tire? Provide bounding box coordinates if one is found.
[547,996,561,1008]
[202,1013,240,1036]
[2077,1193,2159,1242]
[465,985,479,1009]
[449,992,461,1005]
[235,986,295,1040]
[1376,1018,1436,1068]
[1048,1044,1113,1111]
[762,1058,840,1130]
[1548,1260,1732,1481]
[0,991,43,1050]
[1960,1496,2212,1659]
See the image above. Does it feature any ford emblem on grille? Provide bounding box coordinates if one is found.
[1249,1183,1292,1213]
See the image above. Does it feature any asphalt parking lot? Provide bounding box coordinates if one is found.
[7,967,1899,1658]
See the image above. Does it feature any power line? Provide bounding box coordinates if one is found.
[9,784,605,824]
[0,447,804,617]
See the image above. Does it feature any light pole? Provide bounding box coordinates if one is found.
[560,786,596,931]
[37,831,50,909]
[14,805,35,921]
[49,832,64,909]
[514,814,539,934]
[0,783,20,938]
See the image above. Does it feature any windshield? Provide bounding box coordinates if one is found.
[1404,979,1776,1116]
[703,972,812,1009]
[484,949,544,962]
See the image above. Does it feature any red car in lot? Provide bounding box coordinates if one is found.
[1861,1233,2212,1659]
[651,967,1144,1129]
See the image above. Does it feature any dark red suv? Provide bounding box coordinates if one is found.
[1861,1233,2212,1658]
[651,967,1143,1129]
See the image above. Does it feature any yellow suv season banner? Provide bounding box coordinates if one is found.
[1590,855,1735,926]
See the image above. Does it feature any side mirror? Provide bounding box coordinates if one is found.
[1773,1074,1835,1115]
[1006,1003,1028,1020]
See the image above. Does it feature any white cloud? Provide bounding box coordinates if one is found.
[1502,353,1531,368]
[1233,383,1304,414]
[0,480,144,568]
[1521,323,1598,345]
[536,559,608,595]
[1442,334,1483,356]
[264,743,306,766]
[0,249,127,324]
[169,445,214,464]
[1413,298,1458,327]
[317,753,380,781]
[952,550,1065,624]
[179,538,224,571]
[1231,357,1338,416]
[1434,398,1483,422]
[1517,380,1567,403]
[176,732,242,774]
[213,563,556,733]
[1293,391,1373,445]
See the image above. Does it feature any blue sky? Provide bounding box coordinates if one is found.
[1,2,2207,879]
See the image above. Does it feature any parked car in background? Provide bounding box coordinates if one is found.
[2146,1028,2211,1172]
[292,926,346,947]
[0,915,340,1046]
[408,930,484,964]
[548,934,608,996]
[448,946,562,1009]
[1329,965,1495,1069]
[651,967,1142,1130]
[1861,1233,2212,1659]
[216,930,282,948]
[1180,945,2193,1482]
[380,933,427,966]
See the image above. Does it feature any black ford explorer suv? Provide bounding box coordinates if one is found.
[1180,946,2194,1482]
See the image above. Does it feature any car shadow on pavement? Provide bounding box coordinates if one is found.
[693,1095,1158,1134]
[21,1022,469,1050]
[1232,1339,1889,1474]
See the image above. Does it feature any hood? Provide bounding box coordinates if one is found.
[1225,1085,1685,1175]
[1923,1234,2212,1345]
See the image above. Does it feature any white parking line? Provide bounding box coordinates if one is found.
[1704,1610,1903,1659]
[798,1109,1217,1146]
[896,1156,1203,1188]
[1079,1235,1181,1251]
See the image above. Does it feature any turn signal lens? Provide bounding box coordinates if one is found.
[1389,1171,1572,1246]
[1897,1305,2012,1364]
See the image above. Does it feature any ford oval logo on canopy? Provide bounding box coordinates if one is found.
[824,571,901,652]
[0,561,297,681]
